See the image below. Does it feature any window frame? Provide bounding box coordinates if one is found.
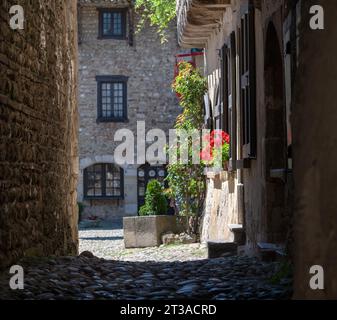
[218,33,238,171]
[96,75,128,123]
[239,2,257,159]
[98,8,127,40]
[83,163,124,200]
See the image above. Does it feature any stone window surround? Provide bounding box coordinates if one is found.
[83,162,125,200]
[98,7,128,40]
[96,75,128,123]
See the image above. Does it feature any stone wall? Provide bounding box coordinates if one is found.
[0,0,79,269]
[77,1,180,219]
[293,0,337,299]
[199,5,242,244]
[201,172,241,243]
[195,0,292,248]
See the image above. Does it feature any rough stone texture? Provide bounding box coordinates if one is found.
[201,171,241,243]
[0,0,79,269]
[123,215,181,248]
[77,1,180,219]
[207,241,238,259]
[293,0,337,299]
[184,0,293,253]
[0,254,292,300]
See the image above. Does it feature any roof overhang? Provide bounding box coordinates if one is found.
[177,0,231,48]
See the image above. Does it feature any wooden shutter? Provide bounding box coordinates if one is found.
[203,94,213,130]
[213,84,222,130]
[228,31,237,169]
[239,3,256,159]
[220,44,228,133]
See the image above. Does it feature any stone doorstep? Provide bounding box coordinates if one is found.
[257,242,286,262]
[207,241,238,259]
[228,224,246,246]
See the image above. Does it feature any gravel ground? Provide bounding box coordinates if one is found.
[78,222,207,262]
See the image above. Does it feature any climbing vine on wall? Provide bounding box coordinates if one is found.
[166,62,208,236]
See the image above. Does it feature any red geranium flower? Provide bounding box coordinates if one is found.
[200,146,213,162]
[210,130,230,146]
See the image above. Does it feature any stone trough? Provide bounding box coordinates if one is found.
[123,215,182,248]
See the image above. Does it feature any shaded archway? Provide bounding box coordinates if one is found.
[264,22,287,243]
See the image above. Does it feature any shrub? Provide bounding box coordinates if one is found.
[139,180,168,216]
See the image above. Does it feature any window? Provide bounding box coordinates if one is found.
[239,3,257,159]
[84,163,124,199]
[98,9,127,39]
[221,32,237,170]
[96,76,128,122]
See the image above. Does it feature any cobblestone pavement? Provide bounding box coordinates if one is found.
[79,223,207,262]
[0,224,292,300]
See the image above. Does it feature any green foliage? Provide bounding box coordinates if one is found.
[139,180,168,216]
[166,62,208,234]
[172,62,207,130]
[135,0,176,42]
[211,140,230,168]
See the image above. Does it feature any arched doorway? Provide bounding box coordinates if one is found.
[264,22,287,243]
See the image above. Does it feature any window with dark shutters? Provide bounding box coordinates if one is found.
[239,3,257,159]
[228,32,237,169]
[220,44,228,133]
[213,84,222,131]
[219,32,237,170]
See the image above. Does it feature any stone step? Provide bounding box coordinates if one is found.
[228,224,246,245]
[207,241,238,259]
[257,242,286,262]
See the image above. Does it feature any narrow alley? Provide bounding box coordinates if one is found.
[1,0,337,303]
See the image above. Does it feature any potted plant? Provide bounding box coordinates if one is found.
[201,130,230,171]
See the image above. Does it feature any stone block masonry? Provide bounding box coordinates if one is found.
[0,0,79,269]
[77,1,181,219]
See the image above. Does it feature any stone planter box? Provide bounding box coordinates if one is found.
[123,215,181,248]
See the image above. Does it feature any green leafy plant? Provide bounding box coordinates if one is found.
[166,62,208,235]
[201,130,231,168]
[135,0,176,42]
[139,179,168,216]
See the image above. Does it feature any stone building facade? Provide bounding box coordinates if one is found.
[178,0,337,298]
[178,0,293,249]
[77,0,180,220]
[0,0,79,269]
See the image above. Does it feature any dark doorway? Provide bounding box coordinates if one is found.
[264,22,287,243]
[137,164,173,214]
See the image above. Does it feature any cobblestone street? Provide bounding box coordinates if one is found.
[0,225,292,300]
[79,223,207,262]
